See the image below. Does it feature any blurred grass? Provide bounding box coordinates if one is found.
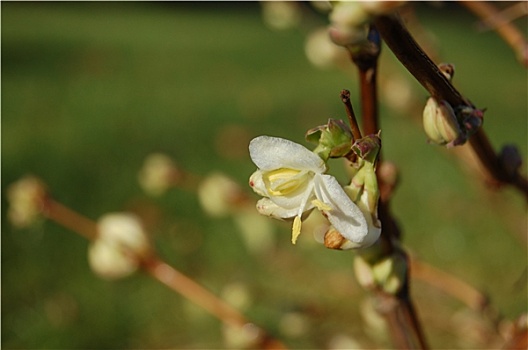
[2,2,527,349]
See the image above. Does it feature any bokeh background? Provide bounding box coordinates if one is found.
[2,2,527,349]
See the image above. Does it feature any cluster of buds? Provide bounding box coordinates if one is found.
[354,248,408,295]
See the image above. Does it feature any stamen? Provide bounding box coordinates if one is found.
[311,199,332,212]
[291,216,302,244]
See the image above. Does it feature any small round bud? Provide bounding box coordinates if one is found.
[371,253,407,295]
[361,1,406,16]
[138,153,181,196]
[6,175,48,228]
[198,172,246,218]
[304,27,349,70]
[499,144,523,178]
[438,63,455,81]
[222,323,263,349]
[89,213,151,279]
[328,2,369,47]
[354,255,375,290]
[260,1,301,31]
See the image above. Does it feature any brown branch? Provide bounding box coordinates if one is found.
[341,25,429,349]
[373,252,429,350]
[374,14,528,199]
[43,198,98,240]
[351,25,382,136]
[40,197,287,349]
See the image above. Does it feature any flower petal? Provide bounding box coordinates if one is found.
[314,174,368,243]
[249,170,268,197]
[249,136,326,173]
[256,198,300,219]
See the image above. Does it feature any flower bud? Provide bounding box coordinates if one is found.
[328,2,369,48]
[352,133,381,163]
[6,175,48,228]
[438,63,455,81]
[306,118,353,159]
[499,144,523,178]
[371,253,407,295]
[362,1,407,15]
[222,323,262,349]
[304,27,349,70]
[260,1,301,31]
[354,251,407,295]
[422,97,466,147]
[138,153,181,196]
[88,213,151,279]
[456,105,484,137]
[354,255,376,290]
[198,172,246,218]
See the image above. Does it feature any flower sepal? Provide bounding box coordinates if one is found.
[306,118,353,160]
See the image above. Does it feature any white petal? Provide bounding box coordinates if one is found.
[249,136,326,173]
[249,170,268,197]
[256,198,300,219]
[314,174,368,243]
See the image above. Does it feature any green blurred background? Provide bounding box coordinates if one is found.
[2,2,526,349]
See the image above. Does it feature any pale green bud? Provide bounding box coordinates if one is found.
[306,118,353,160]
[371,253,407,295]
[422,97,466,147]
[198,172,246,218]
[138,153,181,196]
[354,251,407,295]
[6,175,48,228]
[353,254,376,289]
[89,213,151,280]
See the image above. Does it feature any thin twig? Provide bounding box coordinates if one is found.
[352,25,382,136]
[340,89,362,140]
[461,1,528,67]
[411,258,488,311]
[373,14,528,199]
[41,198,287,349]
[43,198,98,240]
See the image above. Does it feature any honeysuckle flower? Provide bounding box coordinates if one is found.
[249,135,368,245]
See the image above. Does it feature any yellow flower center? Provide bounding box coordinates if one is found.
[263,168,312,196]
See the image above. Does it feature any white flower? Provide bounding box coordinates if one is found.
[249,136,368,245]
